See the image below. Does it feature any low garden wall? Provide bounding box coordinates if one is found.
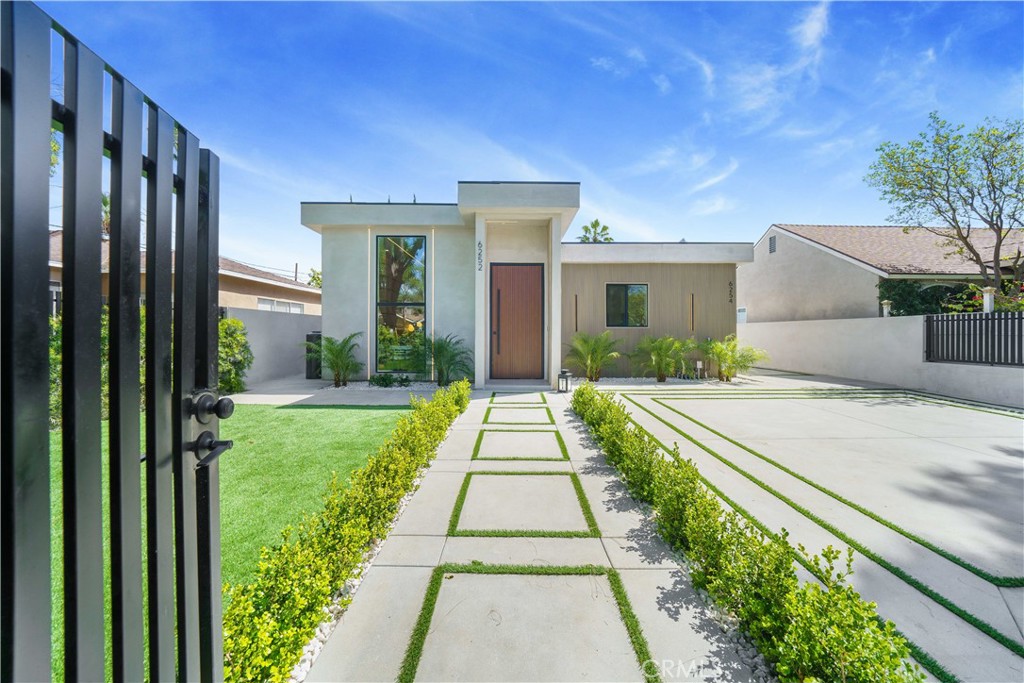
[738,316,1024,408]
[224,307,322,387]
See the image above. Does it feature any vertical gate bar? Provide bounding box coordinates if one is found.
[0,4,54,680]
[108,74,144,683]
[988,313,994,365]
[924,316,931,361]
[195,149,223,682]
[60,38,107,682]
[173,128,202,682]
[145,105,176,683]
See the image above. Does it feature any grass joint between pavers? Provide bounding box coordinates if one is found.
[483,404,556,425]
[471,429,570,461]
[447,470,601,538]
[489,391,549,405]
[397,563,659,683]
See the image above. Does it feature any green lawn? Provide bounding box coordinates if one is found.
[48,403,408,680]
[219,404,408,586]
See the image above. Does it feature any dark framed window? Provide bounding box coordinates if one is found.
[376,236,427,373]
[606,284,648,327]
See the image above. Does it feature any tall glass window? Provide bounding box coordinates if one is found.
[376,236,427,373]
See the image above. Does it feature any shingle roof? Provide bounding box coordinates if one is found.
[48,230,319,291]
[774,224,1024,276]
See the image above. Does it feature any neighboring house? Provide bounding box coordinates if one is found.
[47,229,322,316]
[302,181,753,388]
[737,224,1024,323]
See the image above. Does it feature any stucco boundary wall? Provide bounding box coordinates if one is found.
[224,307,323,386]
[737,316,1024,409]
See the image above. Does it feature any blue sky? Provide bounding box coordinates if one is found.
[40,1,1023,280]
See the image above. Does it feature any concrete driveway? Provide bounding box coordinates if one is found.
[615,377,1023,683]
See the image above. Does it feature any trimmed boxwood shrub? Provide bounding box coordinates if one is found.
[570,382,924,683]
[222,380,471,681]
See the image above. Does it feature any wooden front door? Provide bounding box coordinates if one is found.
[490,264,544,379]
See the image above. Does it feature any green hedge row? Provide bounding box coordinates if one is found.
[571,383,924,683]
[222,380,472,681]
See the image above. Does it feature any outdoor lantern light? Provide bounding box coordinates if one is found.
[558,369,572,393]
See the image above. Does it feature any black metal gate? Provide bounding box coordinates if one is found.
[2,2,232,680]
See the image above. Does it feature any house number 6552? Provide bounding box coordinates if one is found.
[477,241,484,271]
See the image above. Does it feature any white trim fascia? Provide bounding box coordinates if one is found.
[561,242,753,264]
[770,226,889,277]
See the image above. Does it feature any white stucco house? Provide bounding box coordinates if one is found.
[302,181,753,388]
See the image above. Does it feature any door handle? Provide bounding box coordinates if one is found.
[495,289,501,354]
[190,430,234,468]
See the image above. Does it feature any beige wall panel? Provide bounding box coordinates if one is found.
[561,263,737,376]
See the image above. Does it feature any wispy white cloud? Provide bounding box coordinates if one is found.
[590,56,626,76]
[729,64,782,113]
[622,145,679,176]
[791,1,830,65]
[652,73,672,95]
[627,47,647,65]
[689,158,739,194]
[920,47,936,65]
[807,125,880,159]
[689,194,735,216]
[686,50,715,91]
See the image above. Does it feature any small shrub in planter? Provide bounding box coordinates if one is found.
[630,335,698,382]
[699,334,767,382]
[369,373,395,388]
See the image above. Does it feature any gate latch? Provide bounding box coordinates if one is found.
[190,430,233,468]
[189,390,235,425]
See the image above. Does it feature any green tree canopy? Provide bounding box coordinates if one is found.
[578,219,613,243]
[307,267,322,288]
[865,112,1024,287]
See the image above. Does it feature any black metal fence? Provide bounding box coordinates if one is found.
[2,3,230,681]
[924,311,1024,367]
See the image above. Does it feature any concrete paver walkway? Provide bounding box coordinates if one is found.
[307,391,756,682]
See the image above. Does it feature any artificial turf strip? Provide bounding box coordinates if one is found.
[616,389,1023,419]
[483,405,556,425]
[489,391,548,405]
[621,395,1024,660]
[653,397,1024,588]
[609,413,958,683]
[470,429,570,461]
[396,563,660,683]
[446,471,601,538]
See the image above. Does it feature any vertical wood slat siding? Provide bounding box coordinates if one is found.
[196,149,224,683]
[108,74,145,683]
[61,38,106,682]
[146,105,177,683]
[491,264,543,379]
[173,129,202,682]
[0,4,54,680]
[561,263,737,376]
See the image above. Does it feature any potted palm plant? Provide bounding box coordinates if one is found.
[305,332,364,387]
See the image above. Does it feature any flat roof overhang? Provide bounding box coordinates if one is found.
[457,181,580,237]
[300,202,465,233]
[561,242,754,264]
